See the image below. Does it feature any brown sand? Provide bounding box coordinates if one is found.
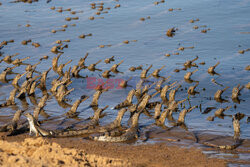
[0,133,226,167]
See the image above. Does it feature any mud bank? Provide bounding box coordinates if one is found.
[0,133,226,167]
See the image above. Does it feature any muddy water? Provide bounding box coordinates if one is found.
[0,0,249,165]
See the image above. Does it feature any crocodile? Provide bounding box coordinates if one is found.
[65,96,89,118]
[154,103,162,119]
[28,81,37,96]
[0,88,18,107]
[0,65,18,83]
[214,86,229,102]
[25,113,54,137]
[52,53,63,72]
[208,61,220,74]
[89,108,128,140]
[140,64,152,78]
[201,114,242,150]
[155,108,170,125]
[176,106,197,124]
[245,82,250,89]
[90,89,107,107]
[0,110,24,133]
[146,101,160,110]
[71,65,85,78]
[77,52,89,68]
[184,69,198,81]
[231,84,244,101]
[12,56,30,66]
[57,59,72,76]
[155,76,171,92]
[184,56,199,68]
[1,53,19,64]
[114,89,135,109]
[93,110,141,142]
[233,114,241,140]
[25,62,40,72]
[214,106,231,117]
[50,77,70,93]
[26,66,37,80]
[110,60,124,73]
[16,75,40,99]
[168,84,181,103]
[93,92,154,142]
[26,106,109,137]
[12,72,27,90]
[50,105,109,137]
[167,99,187,118]
[56,83,74,102]
[187,81,199,95]
[129,65,143,71]
[160,81,177,104]
[135,81,156,101]
[38,68,51,90]
[104,56,114,64]
[33,95,48,120]
[102,70,112,78]
[152,65,165,78]
[119,77,132,88]
[87,59,102,71]
[201,141,242,150]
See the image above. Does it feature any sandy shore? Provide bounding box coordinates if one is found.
[0,133,226,167]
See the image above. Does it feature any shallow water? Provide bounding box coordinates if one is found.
[0,0,250,165]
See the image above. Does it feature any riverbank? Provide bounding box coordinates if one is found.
[0,133,226,167]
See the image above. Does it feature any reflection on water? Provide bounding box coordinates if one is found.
[0,0,250,165]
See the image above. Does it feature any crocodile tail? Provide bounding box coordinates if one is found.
[56,129,95,137]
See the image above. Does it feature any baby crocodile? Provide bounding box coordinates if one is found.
[110,60,124,73]
[231,84,244,101]
[152,65,165,77]
[214,86,229,102]
[87,59,102,71]
[33,95,49,120]
[184,69,198,81]
[0,88,18,107]
[114,89,135,109]
[177,106,197,124]
[140,65,152,78]
[78,52,89,68]
[208,62,220,74]
[104,56,115,64]
[187,82,199,95]
[65,96,89,118]
[160,81,177,104]
[0,65,17,83]
[38,68,51,90]
[0,110,24,133]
